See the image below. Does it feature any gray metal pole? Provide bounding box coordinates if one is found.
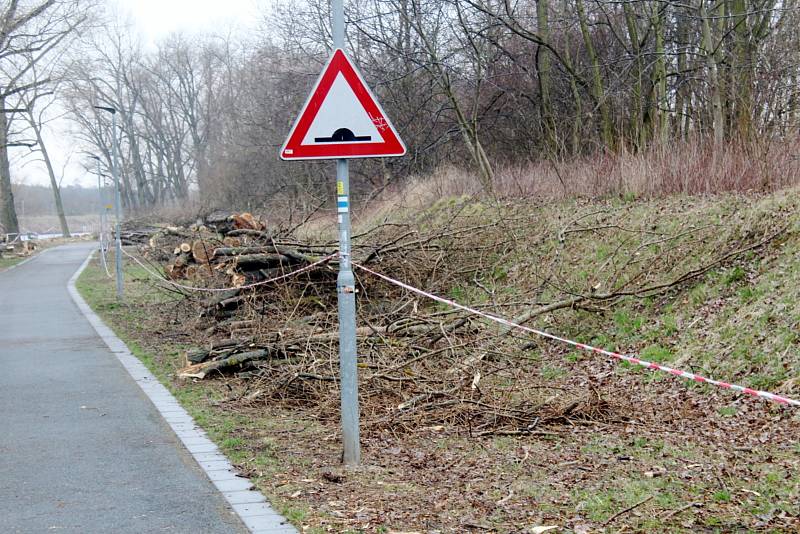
[332,0,360,466]
[332,0,345,49]
[336,159,360,466]
[110,111,124,300]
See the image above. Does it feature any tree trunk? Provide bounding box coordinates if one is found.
[576,0,613,149]
[651,2,669,146]
[560,0,583,156]
[623,2,645,149]
[731,0,753,140]
[675,8,690,139]
[29,112,70,238]
[536,0,556,152]
[0,101,19,236]
[700,1,724,151]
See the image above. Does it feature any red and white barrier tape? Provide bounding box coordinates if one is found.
[121,247,336,293]
[353,262,800,408]
[99,240,112,278]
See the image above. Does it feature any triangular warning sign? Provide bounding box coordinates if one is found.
[280,49,406,160]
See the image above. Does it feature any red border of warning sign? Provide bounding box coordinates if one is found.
[280,49,406,160]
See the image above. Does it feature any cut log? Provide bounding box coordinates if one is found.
[185,338,250,364]
[219,295,246,309]
[213,246,278,258]
[234,253,290,269]
[231,212,264,231]
[225,228,272,239]
[203,288,241,307]
[230,267,286,286]
[174,252,190,268]
[200,212,236,234]
[204,210,232,224]
[197,264,213,278]
[165,257,189,280]
[273,245,323,265]
[178,349,276,379]
[165,263,185,280]
[222,236,242,247]
[179,242,192,253]
[186,264,213,280]
[186,348,215,364]
[212,245,323,266]
[192,240,214,264]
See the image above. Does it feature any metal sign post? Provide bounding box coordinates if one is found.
[280,0,405,466]
[331,0,360,466]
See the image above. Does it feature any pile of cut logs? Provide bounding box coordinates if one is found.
[136,211,336,288]
[1,238,37,258]
[128,206,597,435]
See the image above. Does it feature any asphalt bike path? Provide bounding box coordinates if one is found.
[0,243,248,533]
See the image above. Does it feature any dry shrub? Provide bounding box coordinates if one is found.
[490,139,800,199]
[347,139,799,233]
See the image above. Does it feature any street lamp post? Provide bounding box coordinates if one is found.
[94,105,123,300]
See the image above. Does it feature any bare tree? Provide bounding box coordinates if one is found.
[0,0,91,235]
[18,82,71,237]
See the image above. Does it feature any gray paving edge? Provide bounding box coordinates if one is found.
[67,248,298,534]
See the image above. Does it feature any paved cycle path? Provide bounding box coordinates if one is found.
[0,243,247,533]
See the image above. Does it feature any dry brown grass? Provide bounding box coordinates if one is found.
[337,140,800,236]
[496,139,800,198]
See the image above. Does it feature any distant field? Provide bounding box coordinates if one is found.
[18,214,100,235]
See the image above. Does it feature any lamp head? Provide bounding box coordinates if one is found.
[93,105,116,114]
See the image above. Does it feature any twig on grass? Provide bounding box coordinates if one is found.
[602,495,654,526]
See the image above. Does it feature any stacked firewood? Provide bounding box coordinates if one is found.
[2,238,37,256]
[142,211,335,288]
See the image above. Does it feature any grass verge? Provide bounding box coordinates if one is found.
[0,255,27,271]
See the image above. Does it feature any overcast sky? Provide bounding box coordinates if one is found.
[12,0,263,188]
[121,0,261,44]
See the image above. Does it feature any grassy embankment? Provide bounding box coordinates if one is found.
[78,190,800,533]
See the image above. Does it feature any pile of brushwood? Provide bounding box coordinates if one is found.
[1,237,37,257]
[131,198,792,436]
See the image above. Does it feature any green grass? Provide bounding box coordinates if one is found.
[0,255,26,271]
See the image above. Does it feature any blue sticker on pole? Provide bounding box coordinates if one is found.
[337,196,349,213]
